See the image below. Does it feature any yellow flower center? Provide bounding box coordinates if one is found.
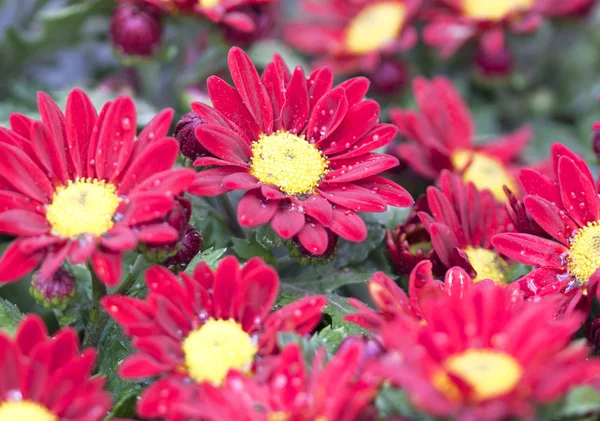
[464,247,509,284]
[268,412,290,421]
[451,150,517,202]
[182,318,257,384]
[435,349,523,402]
[0,400,58,421]
[567,221,600,285]
[462,0,535,21]
[345,2,406,55]
[250,131,329,196]
[45,178,121,238]
[199,0,219,8]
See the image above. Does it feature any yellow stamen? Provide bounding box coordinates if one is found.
[268,412,290,421]
[250,131,329,196]
[464,246,509,284]
[45,178,121,238]
[451,150,518,202]
[345,2,406,55]
[434,349,523,402]
[0,400,57,421]
[463,0,535,21]
[568,221,600,285]
[199,0,219,8]
[182,318,257,384]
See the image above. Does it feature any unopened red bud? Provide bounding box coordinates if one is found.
[164,225,203,272]
[174,112,210,161]
[30,268,76,310]
[368,58,409,95]
[110,3,163,57]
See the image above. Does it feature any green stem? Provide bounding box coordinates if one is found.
[218,194,246,239]
[82,255,147,348]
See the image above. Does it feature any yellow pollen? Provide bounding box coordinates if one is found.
[182,318,257,384]
[268,412,290,421]
[199,0,219,8]
[250,131,329,196]
[434,349,522,402]
[345,2,406,55]
[45,178,121,238]
[451,150,518,202]
[464,247,509,284]
[463,0,535,21]
[567,221,600,285]
[0,400,57,421]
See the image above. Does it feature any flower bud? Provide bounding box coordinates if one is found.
[174,112,210,161]
[593,128,600,164]
[164,224,203,272]
[368,58,409,95]
[219,5,275,47]
[287,228,339,265]
[474,44,514,78]
[110,3,163,57]
[30,268,76,310]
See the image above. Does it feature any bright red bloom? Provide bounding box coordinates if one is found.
[102,255,327,421]
[0,90,194,286]
[374,272,600,420]
[493,143,600,300]
[284,0,422,74]
[423,0,594,61]
[188,47,413,255]
[141,0,278,32]
[0,315,120,421]
[392,77,533,201]
[180,341,378,421]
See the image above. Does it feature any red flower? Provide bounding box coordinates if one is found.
[284,0,422,74]
[141,0,278,32]
[374,274,600,420]
[493,143,600,301]
[423,0,594,60]
[418,170,511,283]
[0,315,120,421]
[180,341,378,421]
[102,255,327,420]
[391,76,533,201]
[188,47,413,255]
[110,2,163,57]
[0,90,194,286]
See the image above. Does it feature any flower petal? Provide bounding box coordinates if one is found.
[524,196,577,246]
[0,240,41,283]
[519,168,561,204]
[307,87,348,144]
[326,154,399,183]
[136,224,179,245]
[318,184,387,212]
[331,124,398,161]
[64,89,97,175]
[0,210,49,236]
[297,222,329,255]
[492,233,567,269]
[330,208,367,242]
[297,194,333,227]
[557,155,599,226]
[281,66,309,134]
[338,76,370,107]
[189,167,242,197]
[479,125,532,163]
[270,206,305,239]
[237,190,278,227]
[213,255,241,319]
[239,264,279,331]
[320,100,380,154]
[31,121,69,184]
[222,172,260,191]
[134,108,174,159]
[123,193,174,225]
[307,66,334,108]
[353,176,414,208]
[196,125,251,165]
[0,143,54,203]
[91,250,123,287]
[101,227,138,251]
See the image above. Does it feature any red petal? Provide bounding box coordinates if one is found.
[16,315,48,356]
[331,124,398,161]
[427,222,460,267]
[326,154,399,183]
[188,167,241,196]
[136,224,179,245]
[492,233,567,269]
[95,96,137,180]
[9,113,34,140]
[37,243,70,281]
[519,168,561,204]
[239,264,279,330]
[297,194,333,227]
[270,206,305,239]
[552,143,594,185]
[320,100,380,154]
[262,62,286,130]
[213,256,241,319]
[524,196,577,246]
[31,121,69,184]
[196,125,251,165]
[67,235,96,264]
[134,108,174,159]
[123,193,174,225]
[190,101,246,140]
[222,172,260,190]
[0,240,41,283]
[0,210,49,236]
[91,250,123,287]
[557,156,599,226]
[37,92,70,175]
[0,190,41,213]
[338,77,370,107]
[307,87,348,144]
[281,67,309,134]
[86,101,111,178]
[101,227,138,251]
[354,176,414,208]
[237,190,278,227]
[64,89,97,175]
[318,184,387,212]
[0,143,53,203]
[297,222,329,255]
[128,168,195,197]
[119,354,169,379]
[330,208,367,242]
[307,66,334,108]
[479,125,532,163]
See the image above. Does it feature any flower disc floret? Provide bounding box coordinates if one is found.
[0,401,57,421]
[463,0,536,21]
[464,246,509,284]
[345,2,406,54]
[45,178,121,238]
[567,221,600,285]
[250,131,329,196]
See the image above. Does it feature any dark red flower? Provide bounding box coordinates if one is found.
[0,315,119,421]
[102,255,327,421]
[180,341,379,421]
[30,267,76,310]
[493,143,600,300]
[0,90,194,286]
[367,57,409,95]
[163,224,203,272]
[373,273,600,420]
[174,112,211,161]
[188,47,413,255]
[111,2,163,56]
[285,0,422,74]
[219,4,278,46]
[423,0,594,61]
[418,170,511,283]
[391,77,533,201]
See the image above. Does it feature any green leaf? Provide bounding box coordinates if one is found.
[276,326,344,365]
[185,247,227,274]
[247,40,308,70]
[255,225,283,250]
[96,321,146,419]
[0,297,23,335]
[334,219,386,268]
[375,385,435,421]
[558,386,600,418]
[507,262,533,283]
[231,234,275,264]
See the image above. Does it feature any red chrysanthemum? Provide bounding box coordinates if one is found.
[493,143,600,301]
[284,0,422,74]
[373,269,600,421]
[0,89,194,286]
[188,47,414,255]
[391,76,534,201]
[179,341,378,421]
[418,170,511,283]
[423,0,594,60]
[0,315,125,421]
[101,255,327,420]
[141,0,278,32]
